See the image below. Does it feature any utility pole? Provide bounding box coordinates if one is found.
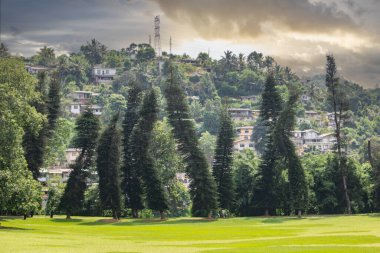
[169,36,172,56]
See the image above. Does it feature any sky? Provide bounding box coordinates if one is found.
[1,0,379,88]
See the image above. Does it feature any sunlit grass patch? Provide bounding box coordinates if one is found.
[1,215,380,252]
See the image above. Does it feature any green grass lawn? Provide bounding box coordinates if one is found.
[1,215,380,252]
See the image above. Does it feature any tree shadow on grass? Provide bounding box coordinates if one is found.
[260,217,303,224]
[112,218,218,227]
[164,218,218,225]
[79,219,120,226]
[0,226,32,231]
[50,218,83,223]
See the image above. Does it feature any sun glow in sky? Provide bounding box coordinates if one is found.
[1,0,380,87]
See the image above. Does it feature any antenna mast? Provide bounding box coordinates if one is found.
[154,15,161,58]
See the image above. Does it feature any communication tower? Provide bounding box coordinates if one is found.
[154,15,161,57]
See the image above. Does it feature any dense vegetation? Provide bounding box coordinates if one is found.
[0,39,379,219]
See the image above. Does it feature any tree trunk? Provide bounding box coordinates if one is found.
[264,209,269,217]
[297,210,302,218]
[330,75,351,215]
[342,175,352,214]
[160,211,165,220]
[30,211,34,218]
[368,140,374,168]
[207,211,212,219]
[66,211,71,219]
[50,212,54,218]
[132,209,138,218]
[112,209,118,220]
[23,214,27,220]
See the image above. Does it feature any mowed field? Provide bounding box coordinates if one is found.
[1,215,380,253]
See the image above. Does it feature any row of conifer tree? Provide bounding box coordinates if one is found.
[57,63,309,219]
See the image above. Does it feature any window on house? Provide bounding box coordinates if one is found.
[244,136,249,140]
[249,143,254,147]
[240,144,245,147]
[106,70,109,74]
[74,105,78,109]
[97,70,101,75]
[245,130,249,133]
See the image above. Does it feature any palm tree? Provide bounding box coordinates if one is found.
[238,53,245,71]
[38,46,56,66]
[220,50,238,72]
[247,51,263,70]
[57,54,90,89]
[0,43,10,57]
[80,38,107,66]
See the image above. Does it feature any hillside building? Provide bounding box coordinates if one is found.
[92,65,116,83]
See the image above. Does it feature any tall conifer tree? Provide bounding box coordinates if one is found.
[23,72,61,179]
[46,74,61,137]
[164,64,218,217]
[212,107,235,212]
[252,73,282,153]
[254,72,283,215]
[273,88,307,217]
[96,114,122,219]
[60,109,99,218]
[23,72,49,179]
[254,134,279,216]
[325,54,351,214]
[122,84,143,218]
[129,89,168,219]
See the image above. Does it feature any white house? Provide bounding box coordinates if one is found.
[291,129,336,154]
[69,103,103,116]
[93,65,116,83]
[26,65,50,74]
[234,139,255,151]
[71,91,97,104]
[89,105,103,116]
[69,103,81,114]
[319,133,337,151]
[229,108,257,121]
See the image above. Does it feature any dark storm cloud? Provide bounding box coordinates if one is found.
[1,0,379,87]
[275,42,380,88]
[151,0,361,39]
[152,0,380,88]
[1,0,156,55]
